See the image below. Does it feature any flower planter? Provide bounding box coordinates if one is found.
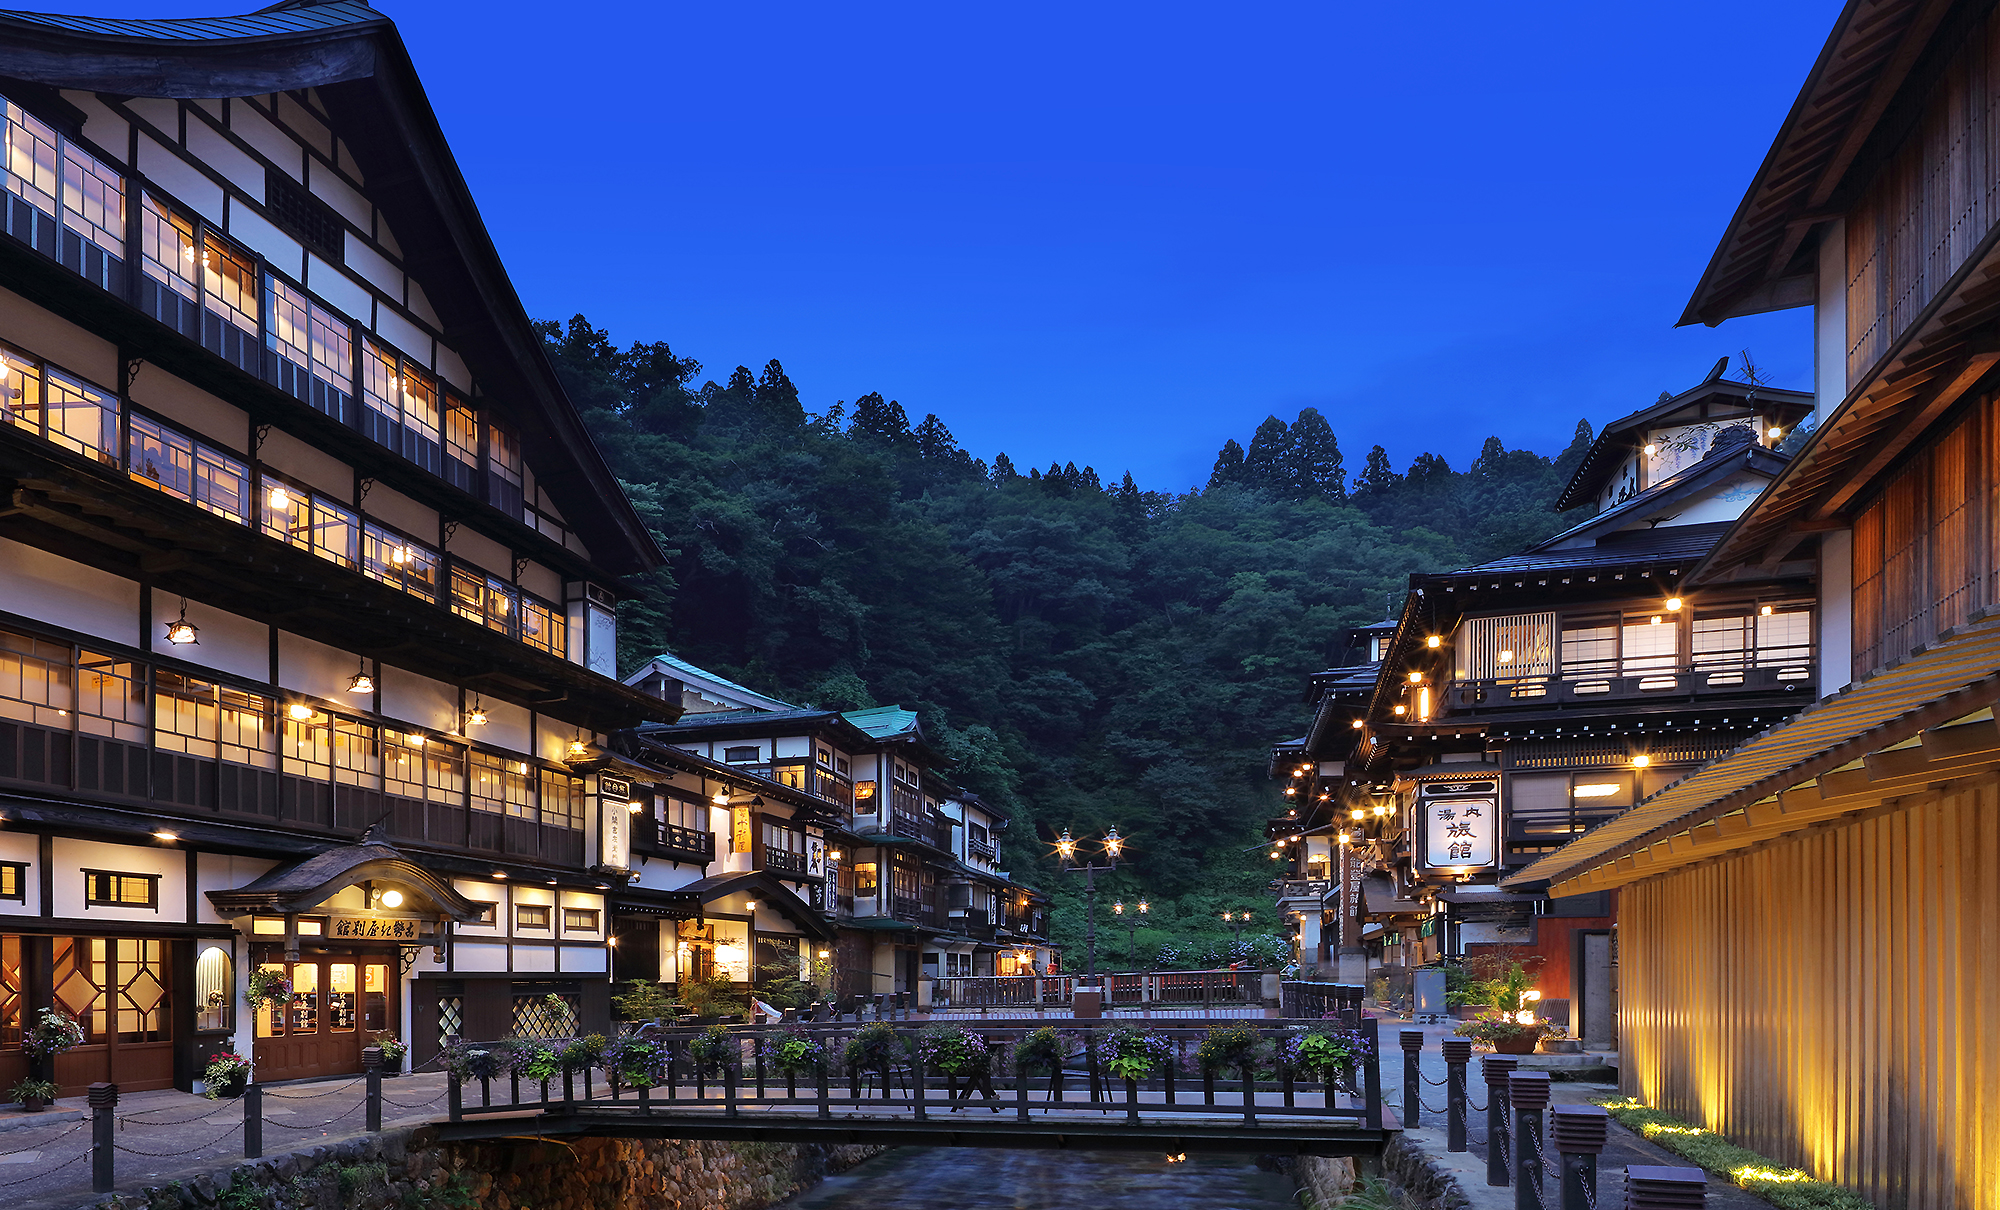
[1491,1034,1540,1055]
[213,1074,247,1099]
[19,1097,45,1113]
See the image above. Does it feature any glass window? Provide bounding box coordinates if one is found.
[60,140,123,258]
[128,413,194,500]
[444,399,477,468]
[217,685,275,768]
[0,625,73,728]
[154,670,220,759]
[194,944,233,1033]
[853,862,879,897]
[425,739,465,803]
[261,476,311,551]
[539,769,582,830]
[139,192,198,301]
[200,232,257,335]
[43,365,118,465]
[281,705,331,780]
[361,339,398,428]
[520,594,564,656]
[0,343,41,437]
[84,871,158,908]
[2,100,58,216]
[385,729,425,798]
[1757,604,1814,667]
[561,908,598,933]
[192,441,251,524]
[311,494,357,568]
[327,962,356,1033]
[1621,613,1678,674]
[254,961,286,1038]
[333,717,379,786]
[449,565,518,636]
[400,366,439,445]
[515,905,549,929]
[361,523,439,604]
[0,863,26,902]
[75,651,145,741]
[487,418,521,486]
[470,751,532,819]
[266,274,312,373]
[1691,610,1752,669]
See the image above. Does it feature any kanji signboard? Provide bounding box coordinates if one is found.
[1423,797,1496,869]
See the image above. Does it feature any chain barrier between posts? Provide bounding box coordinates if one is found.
[113,1120,244,1157]
[0,1145,88,1187]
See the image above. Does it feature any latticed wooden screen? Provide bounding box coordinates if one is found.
[1455,612,1556,682]
[1853,405,1986,679]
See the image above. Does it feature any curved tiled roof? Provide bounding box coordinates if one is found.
[0,1,382,40]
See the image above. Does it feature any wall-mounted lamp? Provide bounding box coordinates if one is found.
[347,660,375,694]
[165,598,199,645]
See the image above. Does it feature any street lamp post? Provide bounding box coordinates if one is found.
[1221,910,1251,952]
[1055,827,1126,981]
[1113,898,1149,968]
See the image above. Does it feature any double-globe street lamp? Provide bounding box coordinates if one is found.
[1055,826,1127,980]
[1113,898,1149,968]
[1221,909,1252,953]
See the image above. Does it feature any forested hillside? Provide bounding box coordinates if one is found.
[540,315,1594,965]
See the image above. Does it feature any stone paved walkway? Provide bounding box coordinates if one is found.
[5,1072,450,1210]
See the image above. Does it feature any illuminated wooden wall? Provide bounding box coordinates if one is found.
[1622,772,2000,1210]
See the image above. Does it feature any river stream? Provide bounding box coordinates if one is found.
[777,1146,1298,1210]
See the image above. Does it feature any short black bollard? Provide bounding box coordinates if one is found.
[1399,1030,1424,1127]
[245,1083,265,1158]
[1442,1039,1471,1153]
[1625,1166,1708,1210]
[1509,1072,1551,1210]
[1481,1055,1518,1187]
[913,1055,927,1121]
[1361,1017,1383,1130]
[1551,1104,1610,1210]
[89,1082,117,1195]
[818,1062,831,1120]
[362,1045,383,1133]
[725,1062,739,1118]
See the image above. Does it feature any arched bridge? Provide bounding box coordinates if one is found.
[423,1018,1400,1159]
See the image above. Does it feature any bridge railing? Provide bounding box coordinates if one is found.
[931,969,1263,1009]
[435,1017,1387,1132]
[1280,981,1365,1025]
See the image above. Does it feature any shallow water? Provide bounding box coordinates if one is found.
[778,1146,1298,1210]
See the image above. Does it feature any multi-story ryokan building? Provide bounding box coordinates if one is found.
[0,1,700,1095]
[1514,1,2000,1203]
[618,653,1053,1004]
[1267,370,1817,1042]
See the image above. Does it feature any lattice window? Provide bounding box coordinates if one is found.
[511,993,578,1039]
[437,995,462,1039]
[1455,613,1555,682]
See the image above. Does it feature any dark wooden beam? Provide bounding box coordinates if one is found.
[1806,0,1958,210]
[1808,346,2000,519]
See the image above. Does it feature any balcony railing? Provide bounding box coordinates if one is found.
[734,762,853,809]
[764,846,809,878]
[891,894,938,927]
[637,821,717,864]
[888,810,950,850]
[1444,657,1813,712]
[1273,879,1332,904]
[967,836,998,862]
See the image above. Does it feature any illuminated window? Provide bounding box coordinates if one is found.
[138,192,197,304]
[2,99,59,216]
[852,862,879,897]
[60,140,124,265]
[561,908,598,933]
[515,904,550,930]
[200,232,257,338]
[361,523,439,604]
[265,274,354,423]
[84,870,158,909]
[1571,783,1622,798]
[0,862,24,902]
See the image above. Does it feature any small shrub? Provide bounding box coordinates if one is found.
[1013,1026,1065,1073]
[1597,1097,1874,1210]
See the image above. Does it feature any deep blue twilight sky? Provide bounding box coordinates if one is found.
[110,1,1841,489]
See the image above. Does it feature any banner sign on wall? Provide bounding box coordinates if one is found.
[733,806,754,853]
[598,775,633,872]
[806,834,826,877]
[1423,797,1496,869]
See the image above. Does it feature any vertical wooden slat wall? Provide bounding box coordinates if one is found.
[1846,8,2000,388]
[1621,775,2000,1210]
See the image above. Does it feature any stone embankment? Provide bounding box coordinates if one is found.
[78,1127,885,1210]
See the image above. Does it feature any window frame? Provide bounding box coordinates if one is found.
[83,869,160,910]
[515,904,551,930]
[0,861,24,902]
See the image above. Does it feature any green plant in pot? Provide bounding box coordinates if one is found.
[1012,1026,1065,1074]
[245,968,294,1012]
[201,1052,251,1099]
[1096,1026,1174,1082]
[369,1033,408,1074]
[1453,1011,1558,1055]
[8,1078,57,1111]
[1195,1022,1264,1074]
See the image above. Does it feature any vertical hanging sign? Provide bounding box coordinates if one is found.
[806,834,826,878]
[1423,797,1496,869]
[598,775,632,873]
[732,806,754,853]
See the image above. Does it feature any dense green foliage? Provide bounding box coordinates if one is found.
[540,315,1591,964]
[1597,1098,1874,1210]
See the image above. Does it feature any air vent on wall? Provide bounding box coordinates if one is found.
[266,174,344,261]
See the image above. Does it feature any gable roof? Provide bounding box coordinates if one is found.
[1554,375,1812,512]
[0,1,662,575]
[624,652,798,714]
[1679,0,1951,327]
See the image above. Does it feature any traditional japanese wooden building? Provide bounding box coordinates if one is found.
[0,1,678,1093]
[1516,2,2000,1203]
[620,655,1052,1005]
[1270,372,1816,1039]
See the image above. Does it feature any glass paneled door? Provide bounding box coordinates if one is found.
[252,952,394,1081]
[47,937,174,1094]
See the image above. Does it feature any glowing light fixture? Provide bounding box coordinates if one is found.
[1665,597,1683,612]
[380,889,404,909]
[1393,704,1407,715]
[1427,635,1441,649]
[165,599,199,645]
[390,545,411,566]
[1283,786,1296,796]
[1631,754,1651,768]
[1056,828,1076,860]
[1649,615,1663,625]
[153,830,178,842]
[1408,671,1423,684]
[567,735,590,760]
[1643,443,1658,455]
[1104,826,1123,858]
[1760,605,1774,616]
[1768,426,1783,439]
[1338,832,1352,845]
[267,485,293,510]
[1497,650,1514,663]
[712,790,729,805]
[466,698,488,727]
[347,661,375,694]
[627,799,643,814]
[287,703,314,721]
[1572,783,1621,798]
[1351,719,1364,729]
[1351,808,1365,821]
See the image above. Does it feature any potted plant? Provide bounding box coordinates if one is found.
[1454,1011,1558,1055]
[761,1027,828,1079]
[1282,1026,1370,1086]
[201,1052,251,1099]
[687,1025,736,1076]
[604,1036,664,1090]
[370,1033,409,1075]
[1096,1026,1174,1083]
[1196,1022,1264,1075]
[246,969,294,1012]
[8,1078,57,1111]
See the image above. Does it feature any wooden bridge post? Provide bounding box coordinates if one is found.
[817,1062,831,1119]
[1362,1017,1383,1130]
[1240,1062,1256,1126]
[912,1054,927,1121]
[1016,1064,1030,1121]
[725,1060,739,1118]
[444,1073,460,1125]
[640,1081,652,1117]
[1125,1076,1139,1125]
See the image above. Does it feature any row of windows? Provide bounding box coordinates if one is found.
[0,337,567,657]
[0,94,568,550]
[0,623,586,827]
[1454,603,1815,683]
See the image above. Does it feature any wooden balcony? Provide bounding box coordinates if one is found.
[967,835,998,862]
[1443,659,1813,714]
[764,845,810,878]
[891,894,938,927]
[634,820,716,864]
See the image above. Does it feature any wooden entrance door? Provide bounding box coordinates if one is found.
[253,954,394,1082]
[49,937,175,1095]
